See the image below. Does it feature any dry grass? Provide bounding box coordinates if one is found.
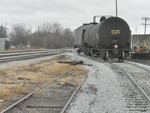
[13,86,30,94]
[58,64,88,85]
[0,88,13,100]
[18,64,40,72]
[0,56,88,111]
[42,63,73,75]
[0,103,3,110]
[0,84,30,100]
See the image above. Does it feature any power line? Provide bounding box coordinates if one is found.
[141,17,150,35]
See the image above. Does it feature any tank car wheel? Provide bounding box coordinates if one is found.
[106,51,109,61]
[119,51,125,62]
[86,49,92,56]
[122,51,125,62]
[84,50,88,56]
[103,51,108,61]
[90,50,93,56]
[77,49,81,54]
[88,51,92,56]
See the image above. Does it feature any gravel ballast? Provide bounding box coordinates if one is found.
[2,52,150,113]
[65,53,129,113]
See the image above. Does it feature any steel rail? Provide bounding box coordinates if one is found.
[0,49,64,57]
[0,49,70,56]
[0,49,57,54]
[125,61,150,75]
[113,63,150,103]
[60,75,87,113]
[0,51,62,60]
[0,51,64,63]
[0,69,73,113]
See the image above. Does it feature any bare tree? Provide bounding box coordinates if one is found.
[0,25,7,38]
[30,22,74,49]
[10,24,31,48]
[63,28,74,47]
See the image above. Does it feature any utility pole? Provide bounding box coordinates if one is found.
[142,17,150,35]
[115,0,118,17]
[38,26,40,37]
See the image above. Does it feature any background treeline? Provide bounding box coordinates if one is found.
[0,25,7,38]
[0,22,74,49]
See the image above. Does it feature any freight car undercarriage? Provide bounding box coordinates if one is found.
[75,45,129,62]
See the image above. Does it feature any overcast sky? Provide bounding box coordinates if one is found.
[0,0,149,34]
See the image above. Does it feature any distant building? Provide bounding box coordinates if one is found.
[0,38,5,50]
[132,34,150,52]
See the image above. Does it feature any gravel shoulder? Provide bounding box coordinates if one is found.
[65,52,129,113]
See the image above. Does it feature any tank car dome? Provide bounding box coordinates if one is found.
[100,16,106,22]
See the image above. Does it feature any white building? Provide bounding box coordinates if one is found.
[0,38,5,50]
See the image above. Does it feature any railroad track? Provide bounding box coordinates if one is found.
[0,49,69,63]
[0,68,86,113]
[110,62,150,112]
[0,49,56,57]
[0,49,71,56]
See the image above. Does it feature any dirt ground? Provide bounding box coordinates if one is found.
[0,55,88,111]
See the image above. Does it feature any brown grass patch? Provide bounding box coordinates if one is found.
[0,103,3,111]
[0,55,88,111]
[35,90,44,95]
[58,65,88,86]
[13,86,30,94]
[0,88,13,100]
[0,84,31,101]
[14,72,53,84]
[42,63,73,75]
[19,64,40,72]
[0,70,7,76]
